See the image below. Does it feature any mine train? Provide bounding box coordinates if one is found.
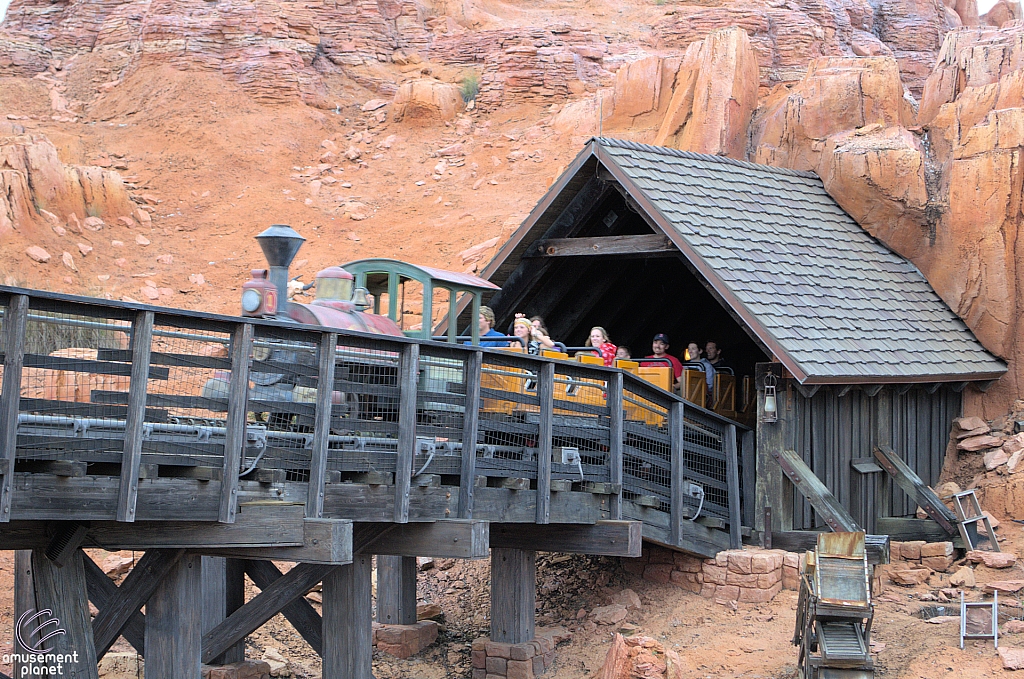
[205,225,752,430]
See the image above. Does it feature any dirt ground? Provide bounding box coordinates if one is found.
[1,531,1022,679]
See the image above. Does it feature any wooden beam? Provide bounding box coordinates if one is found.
[873,444,958,534]
[307,331,338,519]
[755,364,792,532]
[724,424,742,550]
[875,517,966,547]
[117,310,154,522]
[13,550,35,678]
[93,549,185,658]
[490,520,641,556]
[669,401,685,546]
[198,518,353,564]
[223,558,246,663]
[770,448,860,532]
[244,559,324,656]
[201,562,336,663]
[740,429,756,528]
[0,294,28,522]
[526,233,676,258]
[608,372,624,520]
[31,549,100,679]
[769,531,891,564]
[536,362,554,525]
[487,176,614,321]
[219,322,254,523]
[394,343,419,523]
[369,520,489,558]
[147,553,202,679]
[201,557,229,664]
[490,548,535,644]
[323,554,373,679]
[458,350,483,518]
[377,556,417,625]
[622,501,732,558]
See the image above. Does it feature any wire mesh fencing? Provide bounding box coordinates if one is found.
[550,362,611,485]
[15,303,133,470]
[476,351,542,485]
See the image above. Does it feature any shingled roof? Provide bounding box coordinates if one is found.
[484,138,1005,384]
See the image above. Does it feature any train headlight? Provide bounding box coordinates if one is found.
[242,288,262,313]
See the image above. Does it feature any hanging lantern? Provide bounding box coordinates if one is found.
[763,373,778,423]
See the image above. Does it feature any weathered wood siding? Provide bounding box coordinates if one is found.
[785,384,961,532]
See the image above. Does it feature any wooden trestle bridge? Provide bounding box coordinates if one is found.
[0,286,744,679]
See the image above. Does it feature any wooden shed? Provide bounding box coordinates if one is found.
[474,138,1007,536]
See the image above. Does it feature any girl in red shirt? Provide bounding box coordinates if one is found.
[585,326,617,367]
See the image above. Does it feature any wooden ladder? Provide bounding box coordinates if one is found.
[951,490,1000,552]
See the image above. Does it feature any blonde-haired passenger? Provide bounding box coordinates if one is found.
[585,326,617,367]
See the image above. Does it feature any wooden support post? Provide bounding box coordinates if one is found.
[0,294,28,522]
[740,429,756,528]
[146,553,202,679]
[669,401,685,547]
[875,389,893,525]
[394,343,419,523]
[376,555,417,625]
[202,556,226,641]
[219,323,254,524]
[82,554,146,658]
[222,558,246,663]
[754,365,792,532]
[536,362,555,524]
[724,424,742,550]
[244,559,324,656]
[117,310,154,522]
[608,372,624,520]
[458,350,482,518]
[307,332,338,519]
[93,549,186,659]
[30,548,100,679]
[323,554,373,679]
[13,550,35,679]
[491,548,535,644]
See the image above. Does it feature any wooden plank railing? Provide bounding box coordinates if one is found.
[0,285,746,546]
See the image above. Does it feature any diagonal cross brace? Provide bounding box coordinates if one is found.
[90,549,186,658]
[201,562,336,664]
[82,554,147,659]
[874,444,957,534]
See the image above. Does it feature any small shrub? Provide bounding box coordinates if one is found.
[460,71,480,103]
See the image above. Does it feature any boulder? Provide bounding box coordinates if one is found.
[26,245,51,263]
[958,435,1004,452]
[591,604,629,625]
[392,80,464,122]
[984,580,1024,593]
[949,565,977,587]
[967,550,1018,568]
[1000,647,1024,670]
[888,566,931,585]
[985,449,1010,469]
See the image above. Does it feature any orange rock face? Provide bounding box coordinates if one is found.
[655,28,759,158]
[0,125,133,237]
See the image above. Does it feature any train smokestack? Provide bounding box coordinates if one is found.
[256,224,305,310]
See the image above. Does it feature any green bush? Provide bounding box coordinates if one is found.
[460,71,480,103]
